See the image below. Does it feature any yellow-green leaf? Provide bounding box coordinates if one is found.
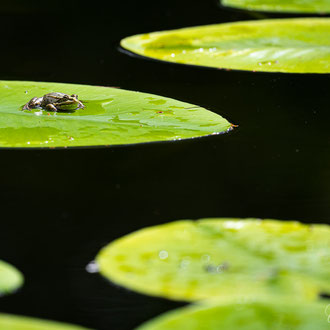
[96,218,330,301]
[0,81,232,148]
[137,298,330,330]
[0,314,91,330]
[121,18,330,74]
[0,260,23,296]
[222,0,330,14]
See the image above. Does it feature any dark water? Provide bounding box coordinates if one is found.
[0,0,329,329]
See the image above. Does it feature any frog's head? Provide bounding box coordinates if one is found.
[57,94,84,111]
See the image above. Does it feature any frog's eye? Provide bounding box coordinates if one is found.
[71,94,78,98]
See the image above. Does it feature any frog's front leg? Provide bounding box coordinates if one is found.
[45,103,58,112]
[77,100,85,109]
[23,97,40,110]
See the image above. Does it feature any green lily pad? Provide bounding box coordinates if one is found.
[0,314,90,329]
[221,0,330,14]
[137,298,330,330]
[96,218,330,302]
[0,260,23,296]
[0,81,232,148]
[121,18,330,74]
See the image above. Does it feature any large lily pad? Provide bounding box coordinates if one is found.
[0,81,232,148]
[0,314,90,330]
[221,0,330,14]
[96,218,330,301]
[137,298,330,330]
[121,18,330,73]
[0,260,23,296]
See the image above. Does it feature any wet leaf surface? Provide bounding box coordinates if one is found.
[121,18,330,73]
[0,81,231,148]
[221,0,330,14]
[137,298,330,330]
[0,260,23,296]
[96,218,330,301]
[0,314,91,330]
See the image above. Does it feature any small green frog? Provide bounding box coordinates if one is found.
[23,92,85,112]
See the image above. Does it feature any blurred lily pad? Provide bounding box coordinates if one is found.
[221,0,330,14]
[0,81,232,148]
[121,18,330,73]
[137,298,330,330]
[0,314,90,329]
[96,218,330,301]
[0,260,23,296]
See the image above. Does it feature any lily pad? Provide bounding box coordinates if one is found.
[137,298,330,330]
[0,314,90,329]
[121,18,330,73]
[0,81,232,148]
[0,260,23,296]
[221,0,330,14]
[96,218,330,302]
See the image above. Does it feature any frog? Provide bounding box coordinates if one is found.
[23,92,85,112]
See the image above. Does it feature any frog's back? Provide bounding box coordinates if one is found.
[42,92,66,105]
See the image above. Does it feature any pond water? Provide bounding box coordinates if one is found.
[0,0,329,329]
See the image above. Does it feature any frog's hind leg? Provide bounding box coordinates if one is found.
[23,97,39,110]
[45,104,58,112]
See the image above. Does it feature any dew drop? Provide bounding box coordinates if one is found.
[180,257,191,269]
[158,250,168,260]
[216,262,230,273]
[201,254,211,263]
[86,260,99,273]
